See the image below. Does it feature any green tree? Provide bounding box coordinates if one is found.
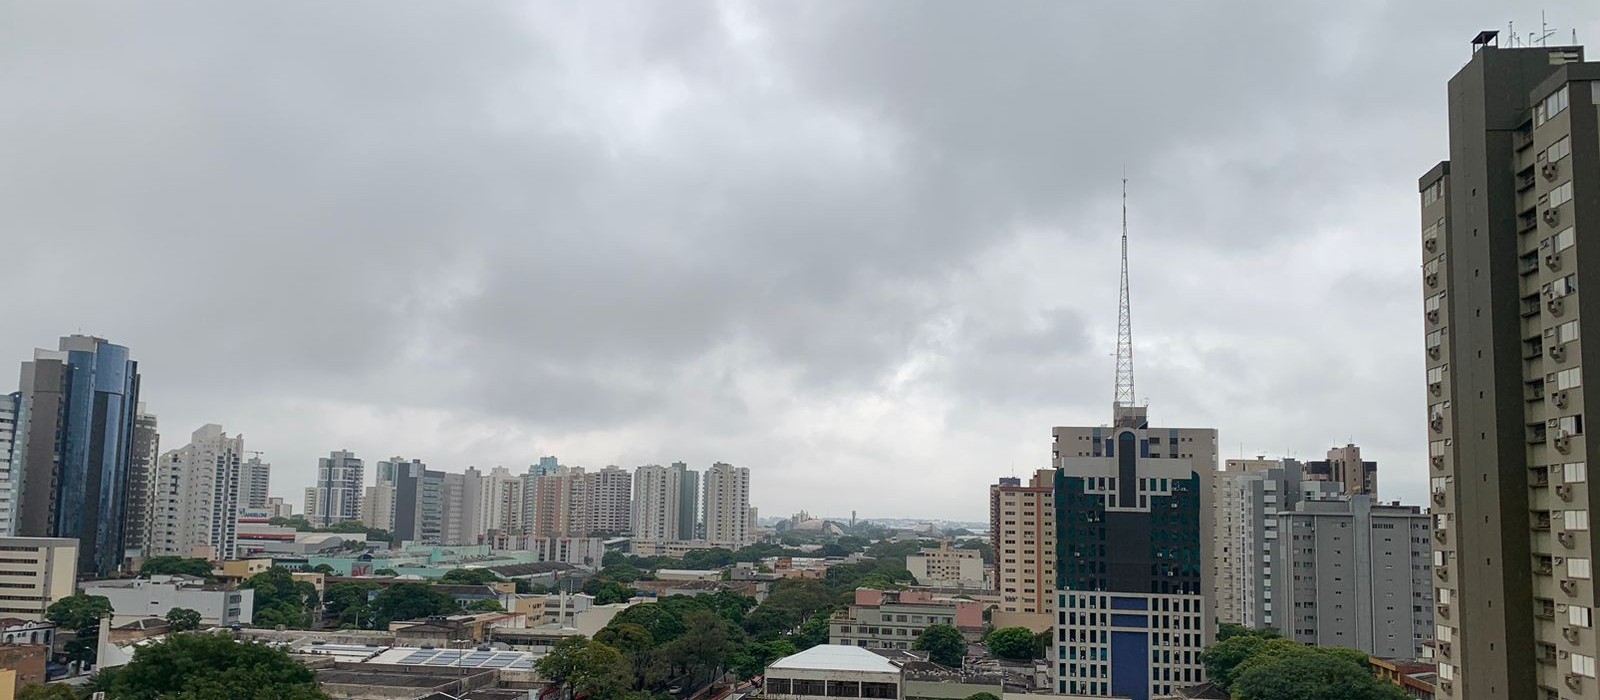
[664,610,737,686]
[596,623,657,690]
[440,568,503,585]
[468,599,505,612]
[16,684,78,700]
[1231,648,1406,700]
[46,593,113,666]
[166,607,203,632]
[1217,622,1280,642]
[791,610,832,650]
[309,564,335,574]
[730,639,796,680]
[536,636,630,699]
[243,567,317,629]
[984,627,1036,661]
[374,568,398,576]
[1201,632,1298,690]
[140,556,215,579]
[372,583,457,626]
[584,579,636,605]
[914,624,967,667]
[963,694,1000,700]
[106,631,329,699]
[323,581,381,628]
[515,580,550,594]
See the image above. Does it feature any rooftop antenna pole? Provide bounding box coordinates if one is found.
[1114,175,1136,408]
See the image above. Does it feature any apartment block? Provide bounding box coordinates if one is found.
[0,393,17,537]
[0,537,76,621]
[828,588,982,651]
[148,424,246,560]
[1212,456,1341,630]
[907,540,986,589]
[704,462,753,551]
[1419,36,1599,699]
[313,450,364,527]
[1304,443,1379,497]
[676,462,701,540]
[122,407,159,559]
[1274,496,1433,658]
[238,456,271,510]
[586,466,632,536]
[990,469,1056,633]
[82,575,254,626]
[632,464,683,542]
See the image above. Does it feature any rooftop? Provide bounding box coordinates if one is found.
[769,644,902,674]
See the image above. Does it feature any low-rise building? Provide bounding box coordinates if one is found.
[0,644,48,693]
[906,541,986,589]
[211,558,274,583]
[655,569,724,582]
[0,618,54,647]
[830,589,983,651]
[388,611,528,646]
[81,575,254,626]
[0,537,77,621]
[765,644,904,700]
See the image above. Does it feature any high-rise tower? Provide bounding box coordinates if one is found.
[1049,184,1216,700]
[1420,35,1598,699]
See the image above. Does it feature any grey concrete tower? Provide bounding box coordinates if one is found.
[1420,33,1599,700]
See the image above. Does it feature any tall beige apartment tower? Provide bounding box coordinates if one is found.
[988,469,1055,632]
[1421,34,1599,700]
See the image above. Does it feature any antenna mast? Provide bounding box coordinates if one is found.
[1114,177,1136,407]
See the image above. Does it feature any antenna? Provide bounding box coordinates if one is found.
[1539,11,1554,47]
[1114,176,1136,407]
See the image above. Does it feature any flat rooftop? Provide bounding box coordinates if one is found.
[769,645,901,674]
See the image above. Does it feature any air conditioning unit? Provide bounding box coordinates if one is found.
[1546,208,1561,226]
[1559,603,1570,612]
[1432,454,1445,468]
[1556,556,1566,565]
[1551,344,1567,361]
[1554,391,1569,407]
[1438,641,1453,657]
[1560,531,1576,548]
[1427,310,1440,324]
[1432,491,1447,505]
[1562,578,1578,595]
[1426,272,1439,287]
[1439,680,1452,693]
[1434,528,1447,542]
[1438,603,1450,617]
[1428,346,1441,359]
[1544,162,1560,180]
[1425,238,1438,252]
[1567,673,1583,691]
[1548,253,1563,270]
[1562,649,1573,659]
[1550,298,1566,316]
[1430,382,1443,396]
[1558,484,1574,500]
[1431,416,1445,433]
[1436,566,1449,581]
[1555,435,1572,453]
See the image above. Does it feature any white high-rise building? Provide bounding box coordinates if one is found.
[704,462,752,550]
[441,467,485,546]
[362,481,396,532]
[239,456,271,510]
[480,466,524,538]
[632,464,682,542]
[587,466,632,536]
[0,393,18,537]
[149,425,246,560]
[313,450,364,527]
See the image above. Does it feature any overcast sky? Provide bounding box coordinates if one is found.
[3,3,1596,521]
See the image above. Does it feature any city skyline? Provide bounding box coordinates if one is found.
[5,4,1600,522]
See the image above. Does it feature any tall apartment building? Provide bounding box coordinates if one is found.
[313,450,364,527]
[633,464,683,542]
[989,469,1056,633]
[0,393,18,537]
[532,466,586,539]
[13,335,141,577]
[1304,443,1378,496]
[391,458,442,545]
[0,537,77,620]
[441,467,484,545]
[303,486,317,522]
[1420,36,1600,700]
[587,466,632,535]
[676,462,701,540]
[149,425,246,560]
[1274,496,1433,658]
[1050,405,1216,699]
[520,460,560,539]
[480,466,522,539]
[122,407,159,559]
[1212,457,1341,630]
[238,456,271,510]
[906,540,986,588]
[704,462,753,551]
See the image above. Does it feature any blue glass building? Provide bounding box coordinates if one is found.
[14,335,141,578]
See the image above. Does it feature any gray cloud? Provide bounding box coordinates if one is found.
[2,1,1596,519]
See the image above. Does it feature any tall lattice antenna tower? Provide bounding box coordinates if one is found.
[1114,177,1136,407]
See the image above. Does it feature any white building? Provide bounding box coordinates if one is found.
[632,464,682,543]
[0,393,17,536]
[149,425,246,560]
[361,481,396,532]
[442,467,485,546]
[480,466,524,538]
[704,462,753,551]
[0,537,77,621]
[587,466,633,536]
[313,450,364,527]
[906,540,986,588]
[764,645,903,700]
[238,456,271,510]
[82,575,254,626]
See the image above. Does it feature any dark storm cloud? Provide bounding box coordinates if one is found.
[2,1,1596,518]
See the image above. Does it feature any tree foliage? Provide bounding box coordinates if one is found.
[16,684,78,700]
[536,636,632,699]
[46,594,114,630]
[323,582,381,628]
[105,632,330,699]
[243,567,318,629]
[166,607,203,632]
[664,610,739,687]
[140,557,215,579]
[984,627,1036,661]
[440,568,503,585]
[584,578,637,605]
[1200,630,1296,690]
[730,639,796,679]
[914,624,967,667]
[372,583,457,626]
[468,599,505,612]
[1230,647,1406,700]
[596,623,659,690]
[963,694,1000,700]
[374,568,399,576]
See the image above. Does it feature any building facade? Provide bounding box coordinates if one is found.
[990,469,1056,633]
[1212,457,1341,630]
[704,462,753,551]
[122,407,159,560]
[1419,37,1599,700]
[1273,496,1433,658]
[907,540,986,589]
[0,537,77,620]
[149,424,246,560]
[587,466,632,536]
[313,450,364,527]
[829,588,982,651]
[238,456,271,510]
[676,462,701,541]
[82,575,254,626]
[392,458,442,545]
[0,393,17,537]
[632,464,682,543]
[764,645,903,700]
[1304,443,1378,497]
[1051,405,1216,700]
[13,335,141,577]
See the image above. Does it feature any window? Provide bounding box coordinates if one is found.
[1423,182,1444,206]
[1571,606,1592,628]
[1567,510,1589,531]
[1428,366,1446,384]
[1571,558,1592,579]
[767,679,791,695]
[1430,440,1447,457]
[1567,463,1588,483]
[1550,274,1578,299]
[1558,415,1584,436]
[1554,321,1581,344]
[1425,292,1445,313]
[1557,368,1583,390]
[1438,663,1454,681]
[1548,136,1572,163]
[792,679,826,696]
[1437,587,1453,604]
[1427,329,1443,350]
[1431,477,1451,494]
[1574,653,1597,679]
[1553,227,1576,252]
[1436,624,1453,642]
[1551,182,1575,208]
